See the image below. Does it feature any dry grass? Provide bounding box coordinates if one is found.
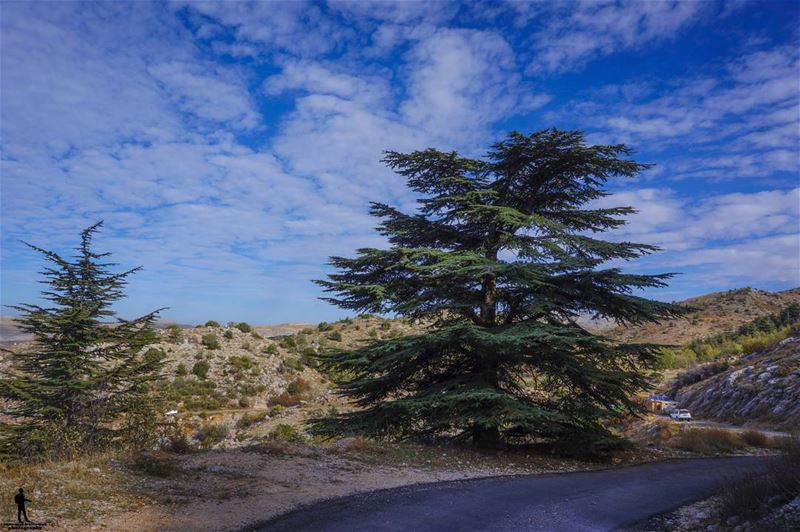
[0,451,143,526]
[719,435,800,521]
[673,428,746,454]
[741,429,770,447]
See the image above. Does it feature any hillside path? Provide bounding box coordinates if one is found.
[244,456,770,532]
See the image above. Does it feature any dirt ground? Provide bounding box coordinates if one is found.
[2,440,652,531]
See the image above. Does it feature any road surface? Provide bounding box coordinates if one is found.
[244,456,771,532]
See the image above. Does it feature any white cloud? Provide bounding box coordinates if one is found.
[401,28,549,143]
[148,61,261,128]
[527,0,705,74]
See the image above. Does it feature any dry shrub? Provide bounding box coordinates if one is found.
[247,440,291,456]
[132,451,179,477]
[268,393,302,407]
[740,429,769,448]
[345,436,385,454]
[720,435,800,521]
[674,428,745,454]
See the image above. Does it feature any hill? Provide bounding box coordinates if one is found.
[606,287,800,346]
[672,333,800,430]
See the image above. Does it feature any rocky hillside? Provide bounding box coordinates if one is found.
[607,287,800,346]
[673,333,800,430]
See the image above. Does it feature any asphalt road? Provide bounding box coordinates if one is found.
[244,456,771,532]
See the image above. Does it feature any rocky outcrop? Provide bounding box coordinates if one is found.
[675,334,800,430]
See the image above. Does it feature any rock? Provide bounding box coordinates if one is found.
[787,496,800,510]
[695,510,710,520]
[727,515,740,526]
[705,525,718,532]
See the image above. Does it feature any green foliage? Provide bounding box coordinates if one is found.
[318,322,333,331]
[236,411,268,429]
[0,222,166,459]
[228,355,255,371]
[271,424,306,443]
[281,358,304,372]
[143,348,166,365]
[279,335,297,349]
[235,322,252,333]
[176,363,188,376]
[197,423,229,449]
[379,321,391,331]
[659,303,800,369]
[202,333,221,350]
[204,320,221,328]
[262,344,279,355]
[309,130,683,450]
[166,377,225,410]
[327,331,342,341]
[223,330,234,339]
[166,325,183,342]
[192,360,210,379]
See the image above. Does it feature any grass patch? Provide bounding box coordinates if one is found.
[674,428,745,454]
[719,435,800,522]
[196,423,229,449]
[132,452,180,477]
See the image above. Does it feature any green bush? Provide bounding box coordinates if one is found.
[143,348,166,365]
[223,330,234,339]
[202,333,221,350]
[327,331,342,341]
[380,321,391,330]
[318,322,332,332]
[236,411,268,429]
[166,325,183,341]
[281,358,304,372]
[279,335,296,349]
[235,322,252,333]
[271,424,306,443]
[176,363,188,376]
[197,423,229,449]
[228,355,255,371]
[192,360,210,379]
[204,320,221,328]
[262,344,279,355]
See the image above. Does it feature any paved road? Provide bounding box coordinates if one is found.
[244,456,771,532]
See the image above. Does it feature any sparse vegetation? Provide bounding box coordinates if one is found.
[719,435,800,522]
[196,423,229,449]
[236,411,269,429]
[271,424,306,443]
[204,320,221,328]
[659,303,800,369]
[192,360,210,379]
[202,333,221,350]
[235,322,252,333]
[673,428,745,454]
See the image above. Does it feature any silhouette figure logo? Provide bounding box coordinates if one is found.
[2,488,43,530]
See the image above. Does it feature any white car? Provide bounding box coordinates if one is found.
[670,409,692,422]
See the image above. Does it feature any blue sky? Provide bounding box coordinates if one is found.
[1,0,798,325]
